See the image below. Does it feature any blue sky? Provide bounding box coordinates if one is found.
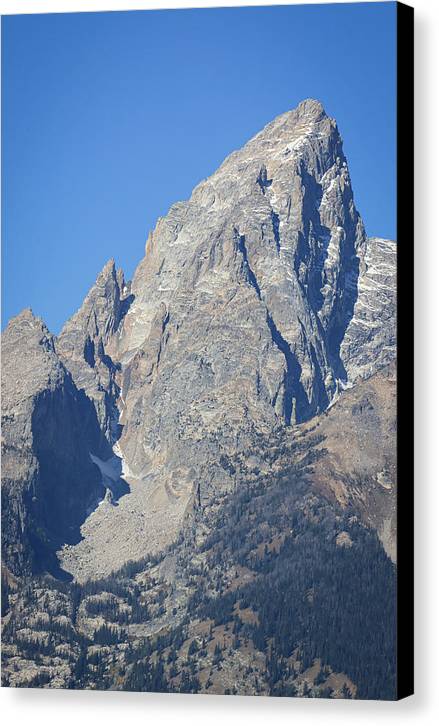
[2,2,397,332]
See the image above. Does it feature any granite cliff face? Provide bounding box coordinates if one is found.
[1,310,108,577]
[2,100,396,582]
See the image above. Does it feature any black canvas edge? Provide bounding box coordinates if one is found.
[396,0,414,701]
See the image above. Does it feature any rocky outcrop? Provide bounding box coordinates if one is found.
[57,259,132,444]
[1,310,108,577]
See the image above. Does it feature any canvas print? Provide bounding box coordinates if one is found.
[1,2,413,699]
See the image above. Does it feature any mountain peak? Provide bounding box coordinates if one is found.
[9,306,37,324]
[2,95,398,697]
[57,257,126,443]
[3,307,50,341]
[1,306,63,407]
[59,258,122,342]
[253,98,332,145]
[293,97,326,120]
[16,306,35,318]
[98,257,116,279]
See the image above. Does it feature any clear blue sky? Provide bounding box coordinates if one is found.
[2,2,397,333]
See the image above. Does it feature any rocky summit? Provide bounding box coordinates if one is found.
[1,100,397,698]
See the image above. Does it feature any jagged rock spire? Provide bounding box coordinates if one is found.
[56,258,129,443]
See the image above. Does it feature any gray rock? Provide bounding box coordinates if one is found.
[340,237,396,381]
[56,258,131,444]
[1,309,107,576]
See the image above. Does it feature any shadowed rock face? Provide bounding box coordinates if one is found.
[1,310,109,577]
